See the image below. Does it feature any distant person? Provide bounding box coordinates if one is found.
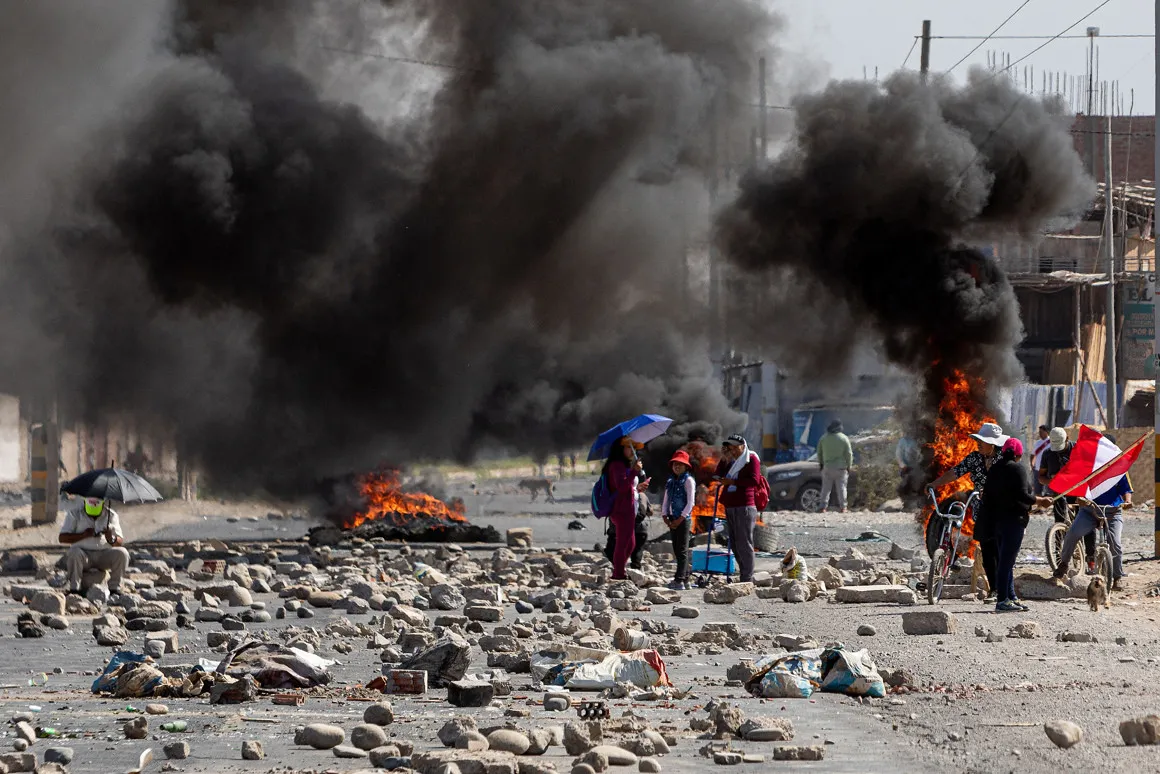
[603,437,644,581]
[569,453,577,477]
[816,419,853,513]
[557,453,566,479]
[714,434,760,583]
[1030,425,1050,495]
[773,440,795,464]
[983,438,1051,612]
[661,450,696,590]
[59,497,129,596]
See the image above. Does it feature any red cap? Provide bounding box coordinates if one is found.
[670,450,692,468]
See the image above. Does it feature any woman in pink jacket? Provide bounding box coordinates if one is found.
[603,437,644,580]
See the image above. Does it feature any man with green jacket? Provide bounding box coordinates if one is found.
[817,419,853,513]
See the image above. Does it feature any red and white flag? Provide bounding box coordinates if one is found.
[1048,425,1147,499]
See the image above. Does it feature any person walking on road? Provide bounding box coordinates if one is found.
[661,450,696,590]
[983,438,1052,612]
[929,421,1007,598]
[59,497,129,596]
[817,419,853,513]
[714,434,760,583]
[603,438,645,580]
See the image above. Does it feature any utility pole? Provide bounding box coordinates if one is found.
[1104,115,1118,430]
[758,56,768,161]
[708,93,722,380]
[919,20,931,79]
[1086,28,1099,179]
[1153,0,1159,558]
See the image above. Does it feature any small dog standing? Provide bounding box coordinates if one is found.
[1087,576,1110,611]
[518,478,556,503]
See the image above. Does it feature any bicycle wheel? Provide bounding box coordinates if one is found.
[1094,546,1113,588]
[927,548,949,604]
[1044,522,1068,572]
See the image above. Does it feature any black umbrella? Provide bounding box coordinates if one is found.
[61,468,163,504]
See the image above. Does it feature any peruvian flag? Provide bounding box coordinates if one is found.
[1048,425,1147,499]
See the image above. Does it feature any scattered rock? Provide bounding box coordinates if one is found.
[448,679,495,707]
[439,717,478,747]
[1044,720,1083,749]
[901,610,956,635]
[672,606,699,619]
[739,717,794,742]
[43,747,74,765]
[164,741,189,760]
[703,584,754,604]
[364,702,395,726]
[333,744,370,758]
[856,624,876,637]
[296,723,345,750]
[638,758,661,773]
[1008,622,1041,639]
[489,729,531,755]
[1120,716,1160,746]
[771,745,824,761]
[352,723,390,751]
[123,717,148,739]
[242,740,264,760]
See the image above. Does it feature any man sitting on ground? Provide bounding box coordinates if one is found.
[59,497,129,596]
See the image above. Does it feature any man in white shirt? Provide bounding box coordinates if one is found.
[1030,425,1050,495]
[59,497,129,594]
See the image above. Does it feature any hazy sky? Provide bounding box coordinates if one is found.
[779,0,1155,114]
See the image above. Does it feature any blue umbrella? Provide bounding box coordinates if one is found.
[587,414,673,461]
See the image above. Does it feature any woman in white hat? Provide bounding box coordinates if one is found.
[928,421,1009,600]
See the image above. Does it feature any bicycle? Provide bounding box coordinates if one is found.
[922,488,978,605]
[1044,496,1114,587]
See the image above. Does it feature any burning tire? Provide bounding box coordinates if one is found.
[795,483,824,513]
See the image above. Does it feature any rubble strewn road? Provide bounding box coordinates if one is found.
[0,478,1156,773]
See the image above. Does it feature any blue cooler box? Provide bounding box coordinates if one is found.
[691,548,735,574]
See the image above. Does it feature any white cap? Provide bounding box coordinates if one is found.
[1049,427,1068,452]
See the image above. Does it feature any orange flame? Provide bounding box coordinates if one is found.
[924,370,995,550]
[341,469,467,530]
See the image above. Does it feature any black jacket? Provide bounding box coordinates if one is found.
[981,457,1037,529]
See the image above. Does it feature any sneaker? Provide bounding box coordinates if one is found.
[1112,579,1124,592]
[1012,599,1030,612]
[995,600,1021,613]
[667,580,685,591]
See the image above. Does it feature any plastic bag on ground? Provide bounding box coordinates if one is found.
[745,650,823,699]
[216,641,334,689]
[564,650,670,690]
[92,652,164,697]
[819,647,885,698]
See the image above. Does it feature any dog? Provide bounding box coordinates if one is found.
[517,478,556,503]
[1087,576,1110,611]
[969,550,990,600]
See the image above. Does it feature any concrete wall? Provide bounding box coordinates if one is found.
[0,395,19,483]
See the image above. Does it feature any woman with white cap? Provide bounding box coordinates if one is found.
[928,421,1009,599]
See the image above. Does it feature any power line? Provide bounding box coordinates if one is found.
[948,0,1119,196]
[929,34,1152,40]
[944,0,1033,75]
[989,0,1116,81]
[901,37,919,69]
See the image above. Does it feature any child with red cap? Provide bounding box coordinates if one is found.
[662,450,697,590]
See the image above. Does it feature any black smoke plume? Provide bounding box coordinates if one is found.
[717,71,1093,488]
[0,0,768,493]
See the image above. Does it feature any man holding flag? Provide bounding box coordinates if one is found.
[1048,427,1147,591]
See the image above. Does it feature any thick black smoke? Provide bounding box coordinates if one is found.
[0,0,768,493]
[717,71,1093,486]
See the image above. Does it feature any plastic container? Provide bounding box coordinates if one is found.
[691,548,735,575]
[161,721,187,733]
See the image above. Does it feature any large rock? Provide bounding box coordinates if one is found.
[703,584,754,604]
[672,606,699,619]
[739,717,795,742]
[412,750,522,774]
[438,717,478,747]
[644,588,681,605]
[296,724,345,749]
[364,702,395,726]
[447,679,495,707]
[834,585,912,604]
[901,610,956,635]
[812,565,843,588]
[771,746,824,761]
[351,724,390,751]
[830,548,874,571]
[28,591,66,616]
[564,723,597,756]
[1016,572,1088,600]
[430,584,467,611]
[781,581,808,604]
[588,746,638,767]
[399,633,472,686]
[1120,716,1160,746]
[488,729,531,755]
[1044,720,1083,749]
[506,528,533,548]
[390,605,429,628]
[465,604,504,622]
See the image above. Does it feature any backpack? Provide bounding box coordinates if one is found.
[752,453,771,511]
[591,473,616,517]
